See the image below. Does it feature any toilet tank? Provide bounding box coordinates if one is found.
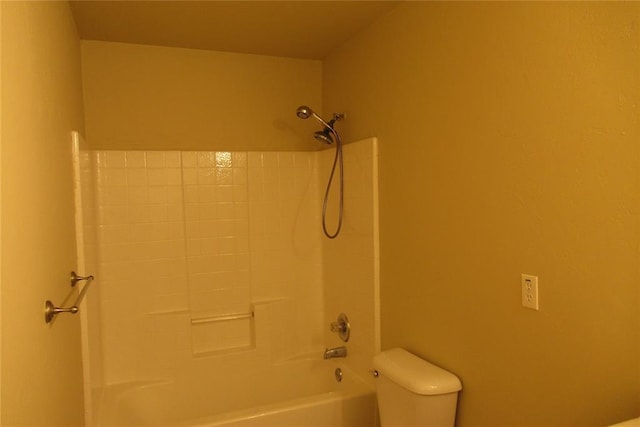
[373,348,462,427]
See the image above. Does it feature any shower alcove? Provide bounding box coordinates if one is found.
[74,132,380,425]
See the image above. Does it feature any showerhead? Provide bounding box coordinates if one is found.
[314,128,334,145]
[296,105,313,120]
[296,105,344,145]
[296,105,331,128]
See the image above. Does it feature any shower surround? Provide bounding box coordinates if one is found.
[78,138,379,425]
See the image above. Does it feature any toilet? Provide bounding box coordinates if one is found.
[373,348,462,427]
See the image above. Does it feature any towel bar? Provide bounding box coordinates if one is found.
[45,271,95,324]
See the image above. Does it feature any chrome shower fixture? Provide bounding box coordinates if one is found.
[295,105,345,239]
[314,127,334,145]
[295,105,314,120]
[296,105,344,140]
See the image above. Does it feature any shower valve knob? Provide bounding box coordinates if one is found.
[330,313,350,342]
[330,322,342,332]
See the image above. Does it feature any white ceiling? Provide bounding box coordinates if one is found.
[70,1,400,60]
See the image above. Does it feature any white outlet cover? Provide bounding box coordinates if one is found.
[521,274,539,310]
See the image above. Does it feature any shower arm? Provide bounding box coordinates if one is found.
[310,111,332,129]
[312,112,345,131]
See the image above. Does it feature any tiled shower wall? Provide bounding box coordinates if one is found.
[246,151,325,357]
[96,151,188,381]
[81,139,378,396]
[92,149,323,383]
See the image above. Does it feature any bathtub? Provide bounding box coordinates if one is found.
[95,360,376,427]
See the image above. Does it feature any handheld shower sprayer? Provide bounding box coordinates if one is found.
[296,106,344,145]
[295,105,345,239]
[296,106,343,131]
[296,105,314,120]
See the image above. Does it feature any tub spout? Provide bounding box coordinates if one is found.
[323,346,347,359]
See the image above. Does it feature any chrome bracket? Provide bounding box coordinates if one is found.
[70,271,93,287]
[332,113,345,122]
[44,300,79,323]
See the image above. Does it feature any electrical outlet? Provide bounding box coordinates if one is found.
[521,274,539,310]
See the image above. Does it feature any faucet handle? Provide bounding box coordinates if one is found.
[329,313,350,342]
[330,321,343,333]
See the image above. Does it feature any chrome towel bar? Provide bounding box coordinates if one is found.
[44,271,95,324]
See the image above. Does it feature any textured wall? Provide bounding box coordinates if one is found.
[81,41,322,152]
[1,2,86,425]
[324,2,640,426]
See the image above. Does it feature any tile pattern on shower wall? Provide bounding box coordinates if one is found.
[248,151,324,359]
[95,150,188,383]
[91,146,375,383]
[182,151,252,354]
[182,151,251,318]
[96,150,255,381]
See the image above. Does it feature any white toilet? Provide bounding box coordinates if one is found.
[373,348,462,427]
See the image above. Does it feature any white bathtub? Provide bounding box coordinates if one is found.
[190,387,374,427]
[95,361,376,427]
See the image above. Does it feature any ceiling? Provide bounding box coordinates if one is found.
[70,1,400,60]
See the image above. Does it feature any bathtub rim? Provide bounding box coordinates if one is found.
[94,363,374,427]
[186,375,375,427]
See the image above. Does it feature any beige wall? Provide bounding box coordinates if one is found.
[0,1,3,419]
[324,2,640,426]
[81,41,322,152]
[1,2,85,426]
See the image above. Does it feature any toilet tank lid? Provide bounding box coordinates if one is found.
[373,348,462,395]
